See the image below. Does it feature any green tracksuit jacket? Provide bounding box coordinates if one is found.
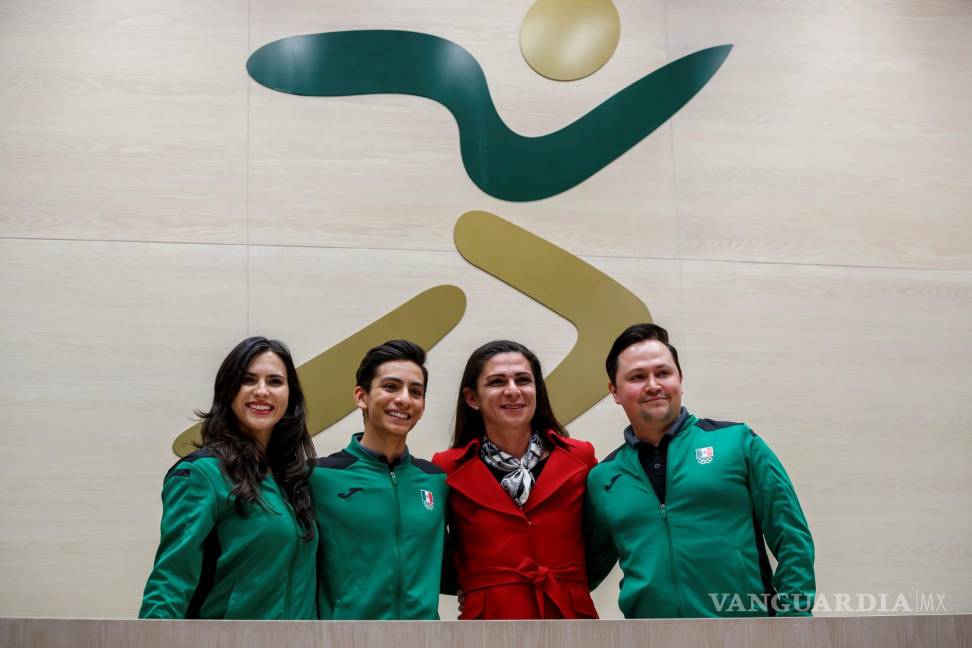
[311,434,448,619]
[139,449,317,619]
[586,412,815,618]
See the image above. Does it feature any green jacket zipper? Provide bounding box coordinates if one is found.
[660,503,683,616]
[389,467,404,618]
[662,436,685,617]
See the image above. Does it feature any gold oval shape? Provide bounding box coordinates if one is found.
[171,285,467,457]
[520,0,621,81]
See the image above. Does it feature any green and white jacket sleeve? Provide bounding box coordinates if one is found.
[139,463,218,618]
[746,431,815,616]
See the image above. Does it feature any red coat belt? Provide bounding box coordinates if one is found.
[462,558,587,618]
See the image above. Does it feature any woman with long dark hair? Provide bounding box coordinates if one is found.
[140,336,317,619]
[432,340,599,619]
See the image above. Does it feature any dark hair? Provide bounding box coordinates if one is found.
[355,339,429,391]
[605,323,682,384]
[196,336,316,541]
[451,340,567,449]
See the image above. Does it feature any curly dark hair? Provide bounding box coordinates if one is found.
[450,339,566,449]
[196,336,316,541]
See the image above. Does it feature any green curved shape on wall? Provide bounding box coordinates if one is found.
[247,31,731,202]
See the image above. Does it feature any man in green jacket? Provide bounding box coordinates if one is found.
[310,339,447,619]
[586,323,815,618]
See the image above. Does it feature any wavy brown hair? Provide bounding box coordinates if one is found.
[450,340,567,449]
[196,336,316,540]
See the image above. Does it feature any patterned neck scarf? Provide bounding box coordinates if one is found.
[480,432,545,507]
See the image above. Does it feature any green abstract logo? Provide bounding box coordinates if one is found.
[246,30,730,202]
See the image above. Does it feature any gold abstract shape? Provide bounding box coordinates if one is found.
[520,0,621,81]
[172,285,467,457]
[454,210,651,424]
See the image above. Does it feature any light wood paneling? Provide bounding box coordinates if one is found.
[680,259,972,613]
[667,0,972,270]
[483,618,647,646]
[0,0,248,243]
[1,616,969,648]
[246,0,678,258]
[0,239,247,617]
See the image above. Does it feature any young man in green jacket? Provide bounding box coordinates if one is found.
[310,339,447,619]
[586,323,815,618]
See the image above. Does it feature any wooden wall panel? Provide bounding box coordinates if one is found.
[0,0,248,244]
[0,239,247,616]
[667,0,972,270]
[1,616,970,648]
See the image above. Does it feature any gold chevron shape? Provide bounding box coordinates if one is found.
[454,210,652,424]
[172,285,467,457]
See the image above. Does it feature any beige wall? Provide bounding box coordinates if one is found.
[1,0,970,619]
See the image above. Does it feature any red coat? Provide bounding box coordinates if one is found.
[432,431,599,620]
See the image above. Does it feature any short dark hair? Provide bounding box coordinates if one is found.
[355,339,429,391]
[605,323,682,384]
[451,340,566,448]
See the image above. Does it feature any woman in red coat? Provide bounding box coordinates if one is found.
[432,340,599,619]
